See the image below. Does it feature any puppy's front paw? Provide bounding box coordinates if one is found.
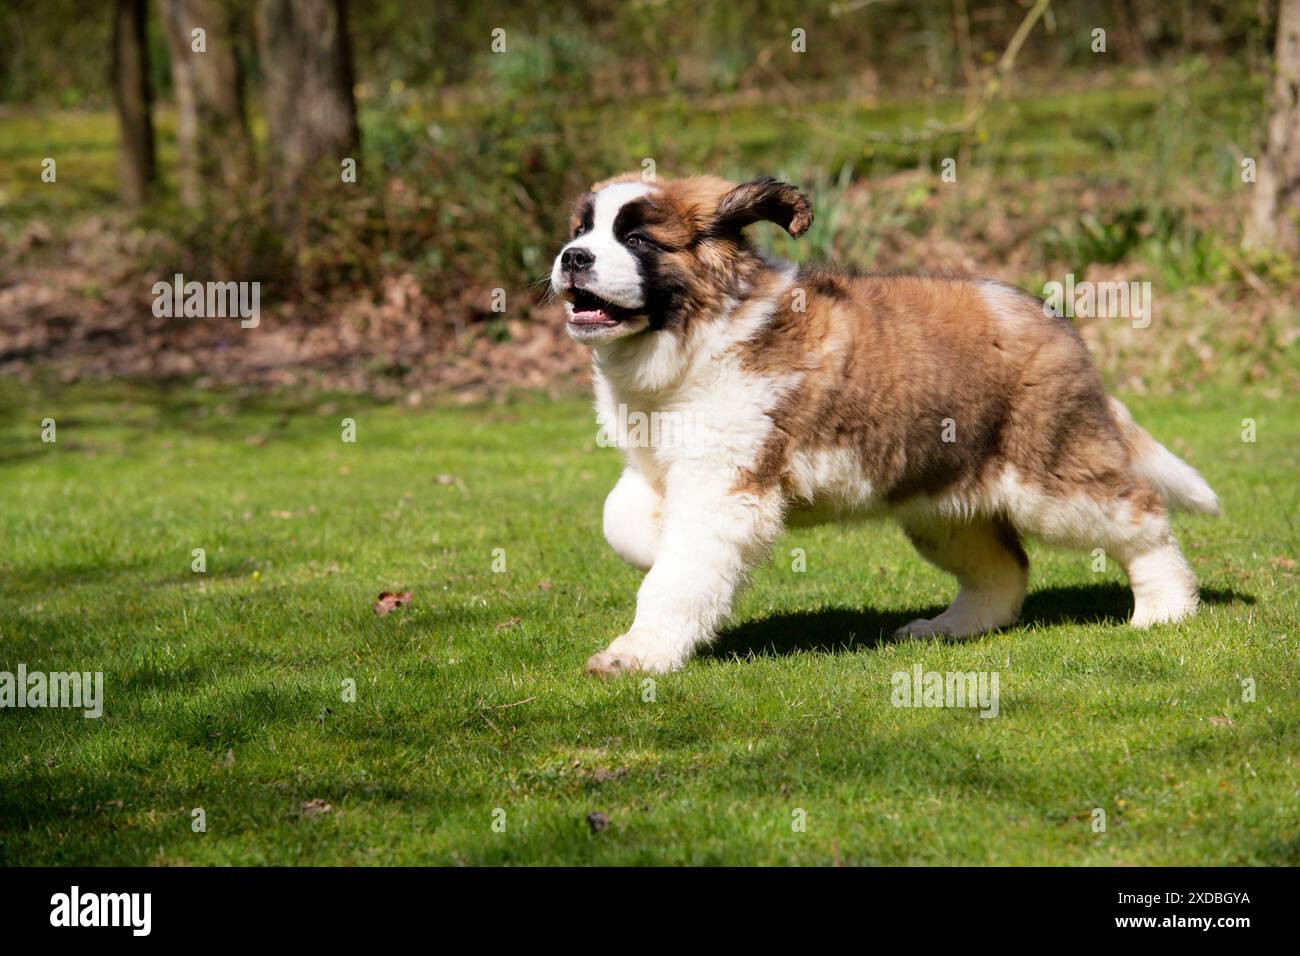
[585,630,680,678]
[585,648,641,677]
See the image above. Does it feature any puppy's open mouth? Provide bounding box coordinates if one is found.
[568,289,639,327]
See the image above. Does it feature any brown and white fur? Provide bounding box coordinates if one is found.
[550,173,1220,676]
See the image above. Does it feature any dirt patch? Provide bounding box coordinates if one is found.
[0,218,588,403]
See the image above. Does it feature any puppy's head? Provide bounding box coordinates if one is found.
[551,174,812,345]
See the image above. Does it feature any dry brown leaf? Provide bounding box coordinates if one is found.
[373,590,414,616]
[300,799,333,817]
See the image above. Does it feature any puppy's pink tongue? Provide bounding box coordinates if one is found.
[571,309,615,326]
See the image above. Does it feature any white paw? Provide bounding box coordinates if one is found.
[1131,596,1198,629]
[892,617,955,639]
[585,630,681,677]
[892,607,1015,640]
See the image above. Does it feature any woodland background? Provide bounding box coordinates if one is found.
[0,0,1296,400]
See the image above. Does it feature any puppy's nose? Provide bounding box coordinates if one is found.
[561,247,595,273]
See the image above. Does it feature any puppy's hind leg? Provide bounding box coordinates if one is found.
[1094,484,1198,628]
[1122,536,1198,628]
[1003,474,1199,628]
[894,517,1029,639]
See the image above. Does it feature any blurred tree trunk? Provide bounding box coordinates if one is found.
[1110,0,1146,62]
[1246,0,1300,254]
[161,0,253,208]
[111,0,156,205]
[257,0,360,229]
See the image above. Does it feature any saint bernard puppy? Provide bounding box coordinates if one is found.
[551,172,1219,676]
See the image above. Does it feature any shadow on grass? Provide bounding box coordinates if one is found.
[707,583,1255,661]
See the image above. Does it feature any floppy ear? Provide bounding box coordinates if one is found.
[714,177,813,238]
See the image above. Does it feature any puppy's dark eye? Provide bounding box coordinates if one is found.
[626,233,648,248]
[573,226,586,238]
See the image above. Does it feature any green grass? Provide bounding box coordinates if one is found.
[0,378,1296,865]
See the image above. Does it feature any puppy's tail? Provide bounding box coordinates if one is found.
[1109,397,1220,516]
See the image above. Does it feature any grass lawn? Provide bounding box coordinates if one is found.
[0,377,1296,865]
